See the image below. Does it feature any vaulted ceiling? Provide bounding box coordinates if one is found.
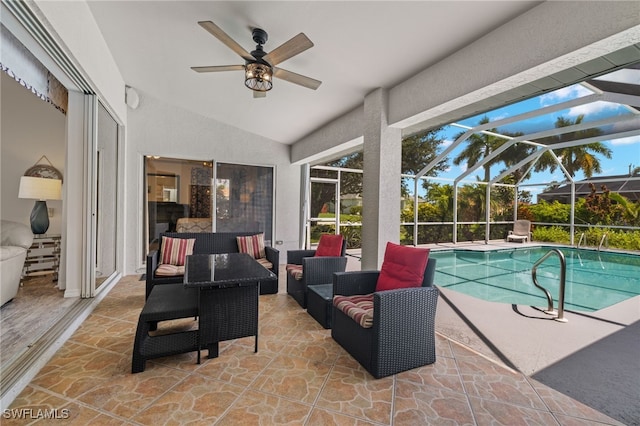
[85,1,542,145]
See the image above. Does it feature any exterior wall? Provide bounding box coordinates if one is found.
[291,105,363,165]
[124,91,300,274]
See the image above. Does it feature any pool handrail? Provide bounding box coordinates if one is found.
[576,232,585,248]
[598,233,608,251]
[531,248,568,323]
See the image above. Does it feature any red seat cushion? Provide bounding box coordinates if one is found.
[333,294,374,328]
[375,242,429,291]
[155,264,185,277]
[286,264,304,280]
[314,234,344,257]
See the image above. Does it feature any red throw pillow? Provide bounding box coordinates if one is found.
[375,242,429,291]
[236,233,266,259]
[314,234,344,257]
[160,236,195,266]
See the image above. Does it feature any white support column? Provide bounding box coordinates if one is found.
[485,184,491,244]
[453,183,458,244]
[361,88,401,269]
[570,182,576,246]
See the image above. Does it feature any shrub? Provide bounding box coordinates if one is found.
[528,200,570,223]
[533,226,571,244]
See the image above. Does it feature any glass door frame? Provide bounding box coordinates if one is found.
[83,95,123,298]
[307,176,340,249]
[140,157,277,264]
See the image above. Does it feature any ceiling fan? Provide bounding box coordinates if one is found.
[191,21,322,98]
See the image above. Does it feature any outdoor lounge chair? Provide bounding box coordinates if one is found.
[507,219,532,243]
[331,243,438,378]
[286,234,347,309]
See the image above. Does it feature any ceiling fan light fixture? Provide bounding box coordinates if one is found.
[244,62,273,92]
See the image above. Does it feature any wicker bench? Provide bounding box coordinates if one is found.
[146,231,279,298]
[131,283,199,373]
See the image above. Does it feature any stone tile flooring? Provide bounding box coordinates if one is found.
[7,275,624,425]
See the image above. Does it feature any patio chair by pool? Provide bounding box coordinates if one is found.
[507,219,532,243]
[331,242,438,378]
[286,234,347,308]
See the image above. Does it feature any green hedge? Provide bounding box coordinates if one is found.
[532,226,640,250]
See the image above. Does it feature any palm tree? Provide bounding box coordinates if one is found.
[534,115,611,178]
[427,183,454,222]
[453,117,502,182]
[609,192,640,226]
[453,117,528,182]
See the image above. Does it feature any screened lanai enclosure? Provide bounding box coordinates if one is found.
[303,61,640,250]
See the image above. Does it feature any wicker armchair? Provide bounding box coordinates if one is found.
[331,258,438,379]
[286,237,347,308]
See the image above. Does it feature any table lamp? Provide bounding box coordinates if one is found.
[18,176,62,234]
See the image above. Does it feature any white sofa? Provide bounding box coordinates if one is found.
[1,220,33,307]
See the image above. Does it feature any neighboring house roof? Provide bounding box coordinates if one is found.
[538,174,640,203]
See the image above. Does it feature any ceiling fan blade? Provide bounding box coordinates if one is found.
[273,67,322,90]
[191,65,245,73]
[198,21,253,61]
[263,33,313,66]
[253,91,267,99]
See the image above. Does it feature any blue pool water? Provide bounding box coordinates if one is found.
[430,247,640,312]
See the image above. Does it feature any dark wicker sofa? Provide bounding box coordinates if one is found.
[146,231,279,297]
[331,258,438,378]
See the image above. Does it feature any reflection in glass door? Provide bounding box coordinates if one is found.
[215,163,274,244]
[308,177,340,247]
[142,159,275,260]
[143,157,213,257]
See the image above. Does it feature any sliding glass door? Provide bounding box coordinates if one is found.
[215,163,274,245]
[94,102,119,290]
[142,158,274,258]
[144,157,213,255]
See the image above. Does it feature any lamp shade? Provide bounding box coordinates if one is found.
[245,62,273,92]
[18,176,62,200]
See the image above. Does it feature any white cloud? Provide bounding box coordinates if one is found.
[490,112,509,121]
[610,135,640,146]
[441,138,453,147]
[567,101,619,117]
[539,84,591,107]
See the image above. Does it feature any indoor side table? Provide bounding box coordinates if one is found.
[184,253,276,359]
[22,234,61,282]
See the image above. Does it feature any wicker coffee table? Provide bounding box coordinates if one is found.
[307,284,334,329]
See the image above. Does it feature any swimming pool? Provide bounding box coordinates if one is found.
[430,247,640,312]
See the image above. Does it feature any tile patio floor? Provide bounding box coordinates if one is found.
[6,274,624,425]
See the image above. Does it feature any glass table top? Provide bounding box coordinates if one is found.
[184,253,276,287]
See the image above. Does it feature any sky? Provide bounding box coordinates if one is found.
[428,68,640,202]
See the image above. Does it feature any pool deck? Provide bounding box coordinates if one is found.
[346,241,640,424]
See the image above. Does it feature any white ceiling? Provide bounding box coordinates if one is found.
[86,1,541,145]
